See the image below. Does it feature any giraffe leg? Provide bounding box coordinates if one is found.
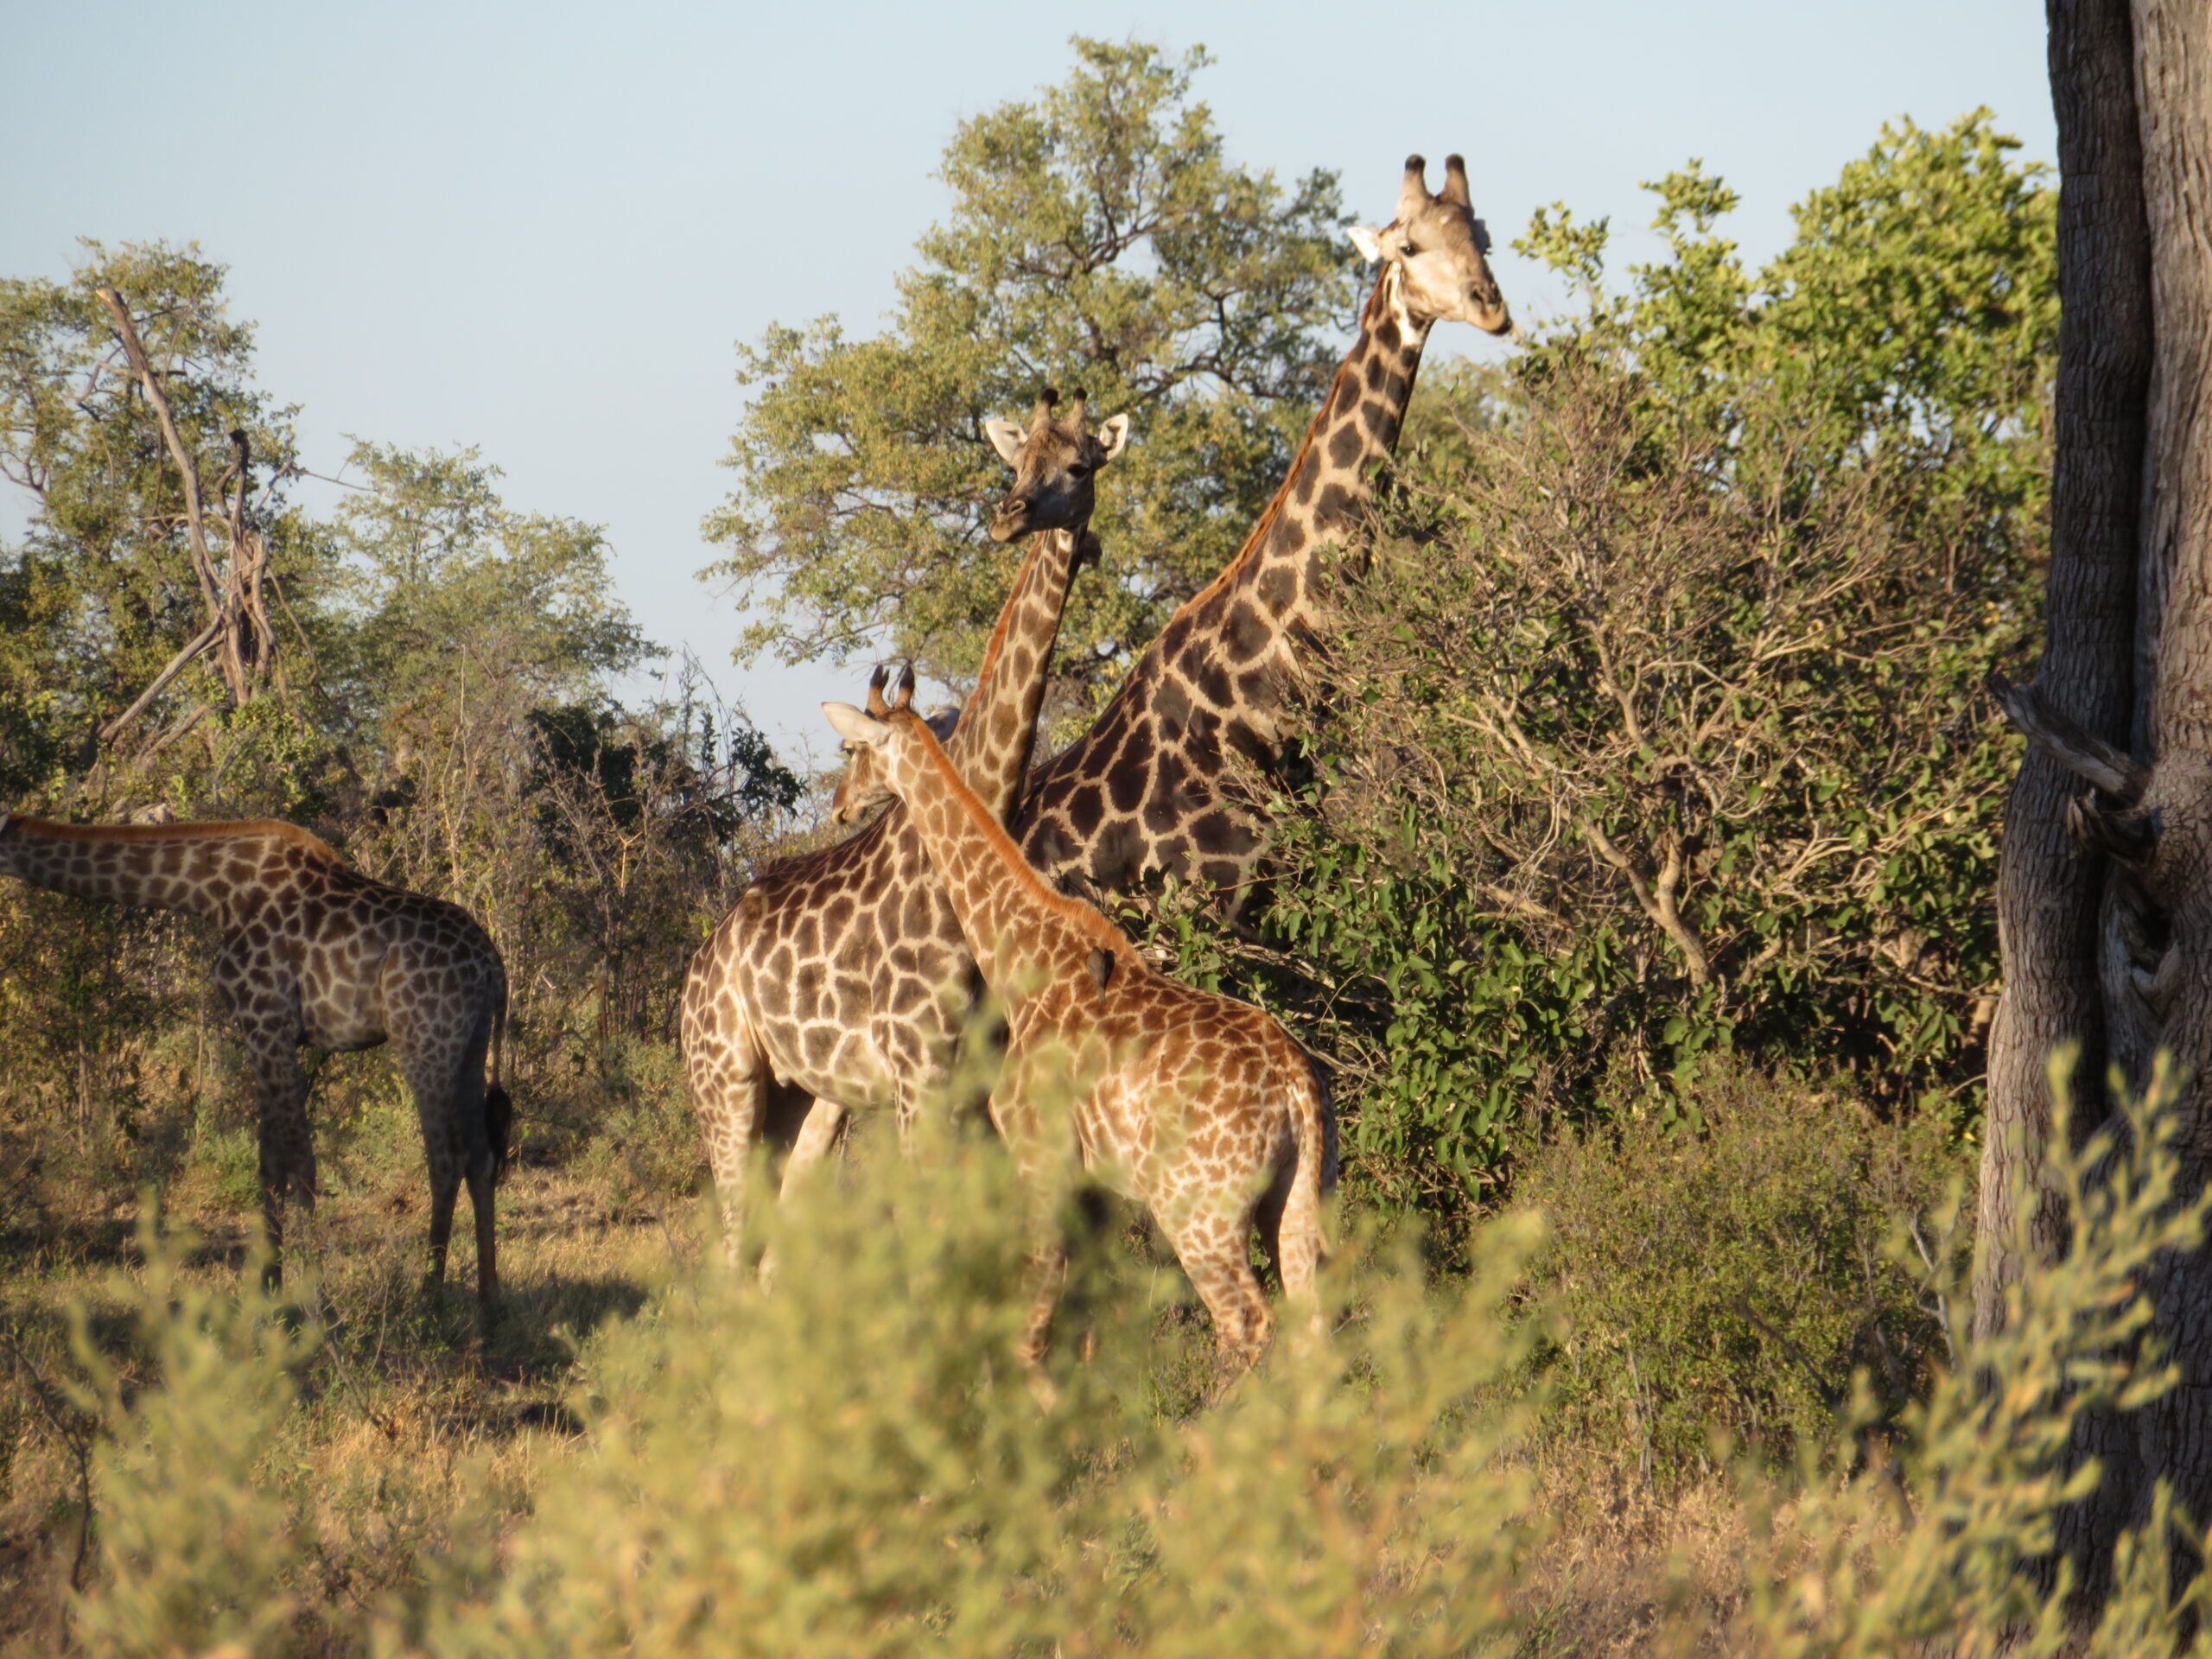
[755,1099,845,1291]
[682,984,773,1270]
[389,996,480,1313]
[1169,1204,1274,1370]
[243,1033,313,1293]
[417,1014,501,1326]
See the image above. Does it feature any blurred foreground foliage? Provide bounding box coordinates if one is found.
[28,1064,2212,1657]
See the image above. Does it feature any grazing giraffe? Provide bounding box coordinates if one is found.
[0,814,511,1317]
[680,391,1131,1265]
[1014,154,1511,905]
[823,667,1336,1377]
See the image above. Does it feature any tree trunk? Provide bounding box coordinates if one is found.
[1975,0,2152,1349]
[2126,0,2212,1543]
[1975,0,2152,1603]
[1979,0,2212,1607]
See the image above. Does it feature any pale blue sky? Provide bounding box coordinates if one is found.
[2,1,2053,763]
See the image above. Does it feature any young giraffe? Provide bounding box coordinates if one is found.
[680,391,1131,1265]
[1014,155,1510,905]
[823,667,1336,1376]
[0,815,510,1317]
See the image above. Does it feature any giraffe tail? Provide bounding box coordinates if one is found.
[485,975,514,1185]
[1277,1035,1339,1311]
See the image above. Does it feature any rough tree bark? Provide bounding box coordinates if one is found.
[1977,0,2212,1605]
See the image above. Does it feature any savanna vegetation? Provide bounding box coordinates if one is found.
[3,25,2205,1656]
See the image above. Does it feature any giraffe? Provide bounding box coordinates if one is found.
[0,814,510,1318]
[1013,154,1511,904]
[680,390,1131,1265]
[823,666,1336,1379]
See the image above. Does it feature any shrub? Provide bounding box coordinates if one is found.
[1517,1059,1969,1480]
[66,1215,318,1658]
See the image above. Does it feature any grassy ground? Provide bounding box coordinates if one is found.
[0,1135,684,1655]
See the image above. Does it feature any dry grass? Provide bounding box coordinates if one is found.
[0,1147,689,1656]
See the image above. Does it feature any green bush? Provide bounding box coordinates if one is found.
[67,1215,318,1659]
[1517,1059,1969,1479]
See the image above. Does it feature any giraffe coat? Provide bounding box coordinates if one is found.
[680,394,1130,1265]
[1013,155,1511,906]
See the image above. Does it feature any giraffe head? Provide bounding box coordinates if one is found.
[829,701,959,825]
[823,665,934,803]
[982,387,1131,545]
[1345,154,1511,335]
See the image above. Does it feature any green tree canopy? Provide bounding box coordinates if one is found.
[702,36,1364,701]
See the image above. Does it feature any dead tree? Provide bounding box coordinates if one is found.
[92,289,280,746]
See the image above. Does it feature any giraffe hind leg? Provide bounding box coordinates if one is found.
[758,1098,845,1289]
[681,985,777,1269]
[401,1018,488,1321]
[1169,1204,1274,1370]
[245,1030,314,1292]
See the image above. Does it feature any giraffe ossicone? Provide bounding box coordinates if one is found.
[0,813,511,1321]
[680,387,1136,1272]
[821,666,1338,1384]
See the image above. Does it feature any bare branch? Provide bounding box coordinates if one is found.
[1987,671,2147,802]
[1583,821,1714,987]
[96,619,223,745]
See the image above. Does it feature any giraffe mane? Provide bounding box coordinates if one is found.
[2,816,345,863]
[960,528,1065,721]
[903,715,1133,959]
[1158,263,1403,626]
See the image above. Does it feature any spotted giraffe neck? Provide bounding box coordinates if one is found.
[0,817,339,923]
[894,720,1128,1010]
[938,528,1086,814]
[1166,259,1428,675]
[1011,262,1433,894]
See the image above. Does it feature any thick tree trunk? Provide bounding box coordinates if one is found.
[1982,0,2212,1608]
[2127,0,2212,1542]
[1974,0,2150,1341]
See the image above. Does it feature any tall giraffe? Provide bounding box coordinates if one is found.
[681,391,1131,1263]
[823,668,1336,1379]
[0,815,510,1317]
[1014,155,1510,901]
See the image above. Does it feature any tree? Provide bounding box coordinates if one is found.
[1974,0,2212,1609]
[0,242,318,801]
[702,37,1363,705]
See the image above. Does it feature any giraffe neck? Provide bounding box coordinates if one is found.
[896,727,1126,1011]
[1171,261,1429,679]
[939,527,1086,817]
[1008,263,1435,896]
[0,817,333,925]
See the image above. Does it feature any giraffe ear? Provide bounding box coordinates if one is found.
[1087,947,1115,994]
[822,702,889,749]
[1345,224,1386,264]
[982,419,1027,467]
[1095,412,1130,461]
